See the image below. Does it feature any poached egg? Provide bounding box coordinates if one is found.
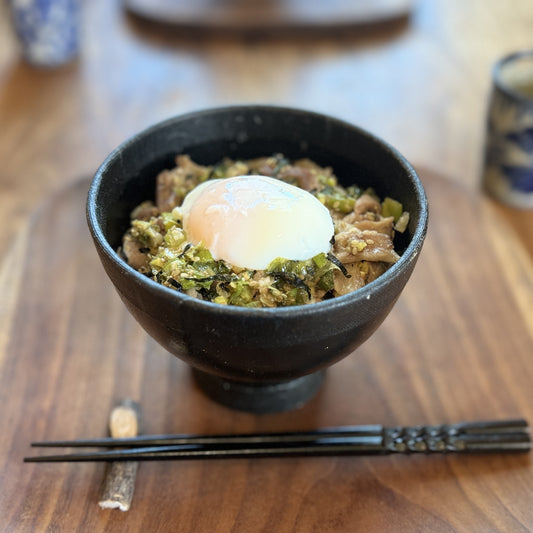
[181,175,334,270]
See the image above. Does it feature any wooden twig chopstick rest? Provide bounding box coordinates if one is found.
[98,400,140,511]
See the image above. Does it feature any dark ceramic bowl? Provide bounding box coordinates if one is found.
[87,105,428,413]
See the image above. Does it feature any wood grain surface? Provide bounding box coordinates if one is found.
[0,169,532,532]
[1,0,533,530]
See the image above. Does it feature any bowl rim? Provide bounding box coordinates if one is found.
[87,104,428,318]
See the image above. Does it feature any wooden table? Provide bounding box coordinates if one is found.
[1,1,532,531]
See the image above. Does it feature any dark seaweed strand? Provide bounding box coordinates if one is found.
[198,287,211,299]
[181,273,236,284]
[327,253,351,278]
[177,243,192,258]
[167,278,183,290]
[206,167,218,181]
[219,281,231,292]
[270,272,311,299]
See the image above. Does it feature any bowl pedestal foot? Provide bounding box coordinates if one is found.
[192,368,326,413]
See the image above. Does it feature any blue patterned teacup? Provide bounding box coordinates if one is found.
[8,0,80,67]
[482,50,533,208]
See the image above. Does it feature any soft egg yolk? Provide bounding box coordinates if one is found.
[181,175,334,270]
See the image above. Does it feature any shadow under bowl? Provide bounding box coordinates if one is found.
[87,105,428,413]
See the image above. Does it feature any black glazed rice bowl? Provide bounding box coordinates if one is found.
[87,105,428,413]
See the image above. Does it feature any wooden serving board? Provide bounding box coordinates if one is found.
[1,170,533,532]
[124,0,413,35]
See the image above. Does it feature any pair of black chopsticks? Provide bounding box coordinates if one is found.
[24,419,530,463]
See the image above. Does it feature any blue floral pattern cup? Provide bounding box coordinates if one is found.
[8,0,80,67]
[482,50,533,208]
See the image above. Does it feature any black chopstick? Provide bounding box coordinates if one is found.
[30,424,383,448]
[30,419,528,448]
[24,419,531,463]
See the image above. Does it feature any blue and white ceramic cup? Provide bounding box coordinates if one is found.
[482,50,533,208]
[8,0,80,67]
